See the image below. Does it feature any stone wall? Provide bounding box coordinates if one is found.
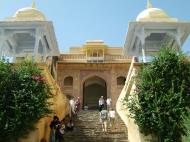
[56,63,130,108]
[116,61,153,142]
[19,64,69,142]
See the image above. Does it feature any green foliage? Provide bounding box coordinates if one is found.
[0,60,52,142]
[126,48,190,142]
[183,114,190,142]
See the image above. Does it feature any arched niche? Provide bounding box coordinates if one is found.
[117,76,126,86]
[64,76,73,86]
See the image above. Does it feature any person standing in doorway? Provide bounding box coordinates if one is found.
[98,96,105,112]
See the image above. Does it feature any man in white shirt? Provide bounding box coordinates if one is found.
[98,96,105,111]
[106,97,112,110]
[109,108,116,130]
[69,98,75,115]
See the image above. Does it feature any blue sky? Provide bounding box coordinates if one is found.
[0,0,190,53]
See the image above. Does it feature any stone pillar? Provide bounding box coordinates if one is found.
[86,49,87,60]
[110,68,116,107]
[73,71,80,99]
[142,43,146,63]
[140,30,146,63]
[103,49,105,62]
[0,30,4,58]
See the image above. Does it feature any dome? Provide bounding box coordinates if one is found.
[136,8,177,22]
[14,7,46,21]
[6,3,46,21]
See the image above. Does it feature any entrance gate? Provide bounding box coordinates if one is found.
[83,76,107,109]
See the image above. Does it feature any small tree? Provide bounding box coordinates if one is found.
[126,47,190,142]
[0,61,52,142]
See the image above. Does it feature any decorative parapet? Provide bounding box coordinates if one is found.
[58,54,131,63]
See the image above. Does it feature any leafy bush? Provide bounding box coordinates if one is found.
[183,115,190,142]
[126,48,190,142]
[0,61,52,142]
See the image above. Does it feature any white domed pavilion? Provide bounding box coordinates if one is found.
[124,0,190,62]
[0,2,59,63]
[7,2,46,21]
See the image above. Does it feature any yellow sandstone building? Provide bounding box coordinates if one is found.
[1,0,190,142]
[57,40,130,109]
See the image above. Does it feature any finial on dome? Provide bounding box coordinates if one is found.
[147,0,153,9]
[32,1,36,8]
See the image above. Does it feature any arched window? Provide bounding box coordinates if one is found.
[117,76,126,85]
[64,76,73,86]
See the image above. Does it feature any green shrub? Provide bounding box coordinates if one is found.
[126,48,190,142]
[0,61,52,142]
[183,115,190,142]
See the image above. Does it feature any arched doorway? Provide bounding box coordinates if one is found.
[83,76,107,109]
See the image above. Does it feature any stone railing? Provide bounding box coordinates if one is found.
[59,54,131,63]
[116,57,152,142]
[86,56,104,61]
[19,64,69,142]
[59,54,86,62]
[104,55,130,60]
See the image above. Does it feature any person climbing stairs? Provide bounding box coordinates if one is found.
[63,110,128,142]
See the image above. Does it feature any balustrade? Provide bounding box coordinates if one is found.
[59,54,131,62]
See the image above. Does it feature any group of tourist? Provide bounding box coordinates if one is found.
[98,96,112,111]
[49,95,115,142]
[49,96,81,142]
[69,97,81,116]
[50,115,75,142]
[98,96,116,132]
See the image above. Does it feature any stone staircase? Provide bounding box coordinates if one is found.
[64,110,128,142]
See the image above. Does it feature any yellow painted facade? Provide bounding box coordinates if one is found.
[57,41,131,109]
[2,1,190,142]
[19,64,69,142]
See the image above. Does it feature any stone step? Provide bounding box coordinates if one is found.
[63,110,128,142]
